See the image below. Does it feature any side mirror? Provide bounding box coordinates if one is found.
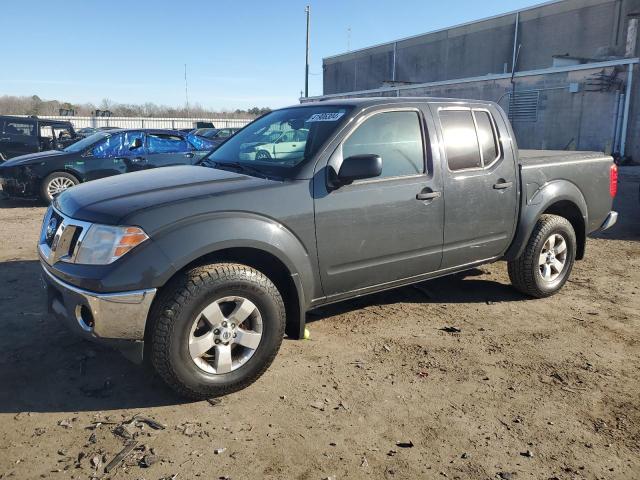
[336,154,382,185]
[130,138,143,150]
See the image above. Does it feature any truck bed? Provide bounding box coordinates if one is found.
[519,149,609,167]
[518,149,613,233]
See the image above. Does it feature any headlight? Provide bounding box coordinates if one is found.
[75,224,149,265]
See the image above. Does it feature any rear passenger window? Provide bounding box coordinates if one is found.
[343,111,424,179]
[439,110,481,171]
[474,111,500,166]
[5,121,34,136]
[147,133,190,154]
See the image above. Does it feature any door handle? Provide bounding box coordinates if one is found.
[184,152,194,158]
[493,180,513,190]
[130,157,145,163]
[0,137,10,141]
[416,191,441,201]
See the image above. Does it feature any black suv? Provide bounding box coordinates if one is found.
[0,115,77,160]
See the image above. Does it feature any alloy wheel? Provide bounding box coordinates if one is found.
[188,296,263,374]
[538,233,568,282]
[47,177,75,197]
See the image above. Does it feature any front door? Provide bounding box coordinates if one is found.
[315,108,444,298]
[84,131,147,180]
[431,104,518,268]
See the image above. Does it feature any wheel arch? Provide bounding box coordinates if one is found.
[148,214,316,341]
[505,180,588,261]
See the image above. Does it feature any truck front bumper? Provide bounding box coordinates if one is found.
[41,262,157,362]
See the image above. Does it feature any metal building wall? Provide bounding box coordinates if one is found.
[320,0,640,159]
[310,60,639,159]
[323,0,640,95]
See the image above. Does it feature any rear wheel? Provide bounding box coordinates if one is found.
[149,263,285,399]
[508,214,576,298]
[40,172,78,203]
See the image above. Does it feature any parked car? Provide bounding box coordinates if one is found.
[76,127,98,138]
[76,127,120,138]
[39,98,618,399]
[239,128,308,161]
[0,115,77,161]
[0,129,216,203]
[194,127,240,145]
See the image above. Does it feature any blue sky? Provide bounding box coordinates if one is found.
[0,0,542,110]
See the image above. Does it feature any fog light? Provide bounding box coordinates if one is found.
[76,304,94,330]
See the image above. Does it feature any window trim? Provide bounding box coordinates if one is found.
[472,108,502,169]
[438,106,503,173]
[337,107,428,184]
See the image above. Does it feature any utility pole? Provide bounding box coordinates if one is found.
[184,63,190,116]
[305,5,310,98]
[347,27,351,51]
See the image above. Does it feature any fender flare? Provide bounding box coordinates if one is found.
[504,179,588,261]
[151,212,317,339]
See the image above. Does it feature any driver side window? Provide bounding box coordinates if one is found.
[342,111,424,179]
[92,134,124,158]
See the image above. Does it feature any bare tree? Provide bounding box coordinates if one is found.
[0,95,269,119]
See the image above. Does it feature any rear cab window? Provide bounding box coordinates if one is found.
[438,107,501,171]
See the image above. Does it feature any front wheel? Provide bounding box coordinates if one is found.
[40,172,78,203]
[255,149,272,161]
[508,214,576,298]
[149,263,285,399]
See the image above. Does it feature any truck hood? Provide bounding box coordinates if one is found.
[0,150,67,167]
[56,165,277,225]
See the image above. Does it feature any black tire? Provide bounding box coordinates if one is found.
[148,263,286,399]
[40,171,79,204]
[508,214,576,298]
[255,150,271,161]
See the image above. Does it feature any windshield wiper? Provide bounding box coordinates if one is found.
[206,160,271,179]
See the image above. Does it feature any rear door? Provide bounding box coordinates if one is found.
[314,106,444,298]
[0,119,38,158]
[145,132,196,167]
[430,103,518,268]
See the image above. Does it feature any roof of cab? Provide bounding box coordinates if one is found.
[0,114,73,126]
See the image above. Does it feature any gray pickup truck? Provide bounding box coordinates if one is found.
[39,98,618,399]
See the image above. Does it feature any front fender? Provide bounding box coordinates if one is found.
[504,179,588,261]
[151,211,318,309]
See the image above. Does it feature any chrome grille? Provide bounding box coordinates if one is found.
[38,207,92,266]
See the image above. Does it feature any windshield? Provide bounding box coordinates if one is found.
[63,131,111,153]
[202,105,352,176]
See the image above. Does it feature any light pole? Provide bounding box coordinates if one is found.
[305,5,310,98]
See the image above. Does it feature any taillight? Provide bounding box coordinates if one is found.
[610,164,618,198]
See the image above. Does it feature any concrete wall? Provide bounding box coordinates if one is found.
[323,0,640,95]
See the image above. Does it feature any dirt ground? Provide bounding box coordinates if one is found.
[0,168,638,480]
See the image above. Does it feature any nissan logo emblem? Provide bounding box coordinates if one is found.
[46,217,58,241]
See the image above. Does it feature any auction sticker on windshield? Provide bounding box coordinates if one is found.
[307,112,345,122]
